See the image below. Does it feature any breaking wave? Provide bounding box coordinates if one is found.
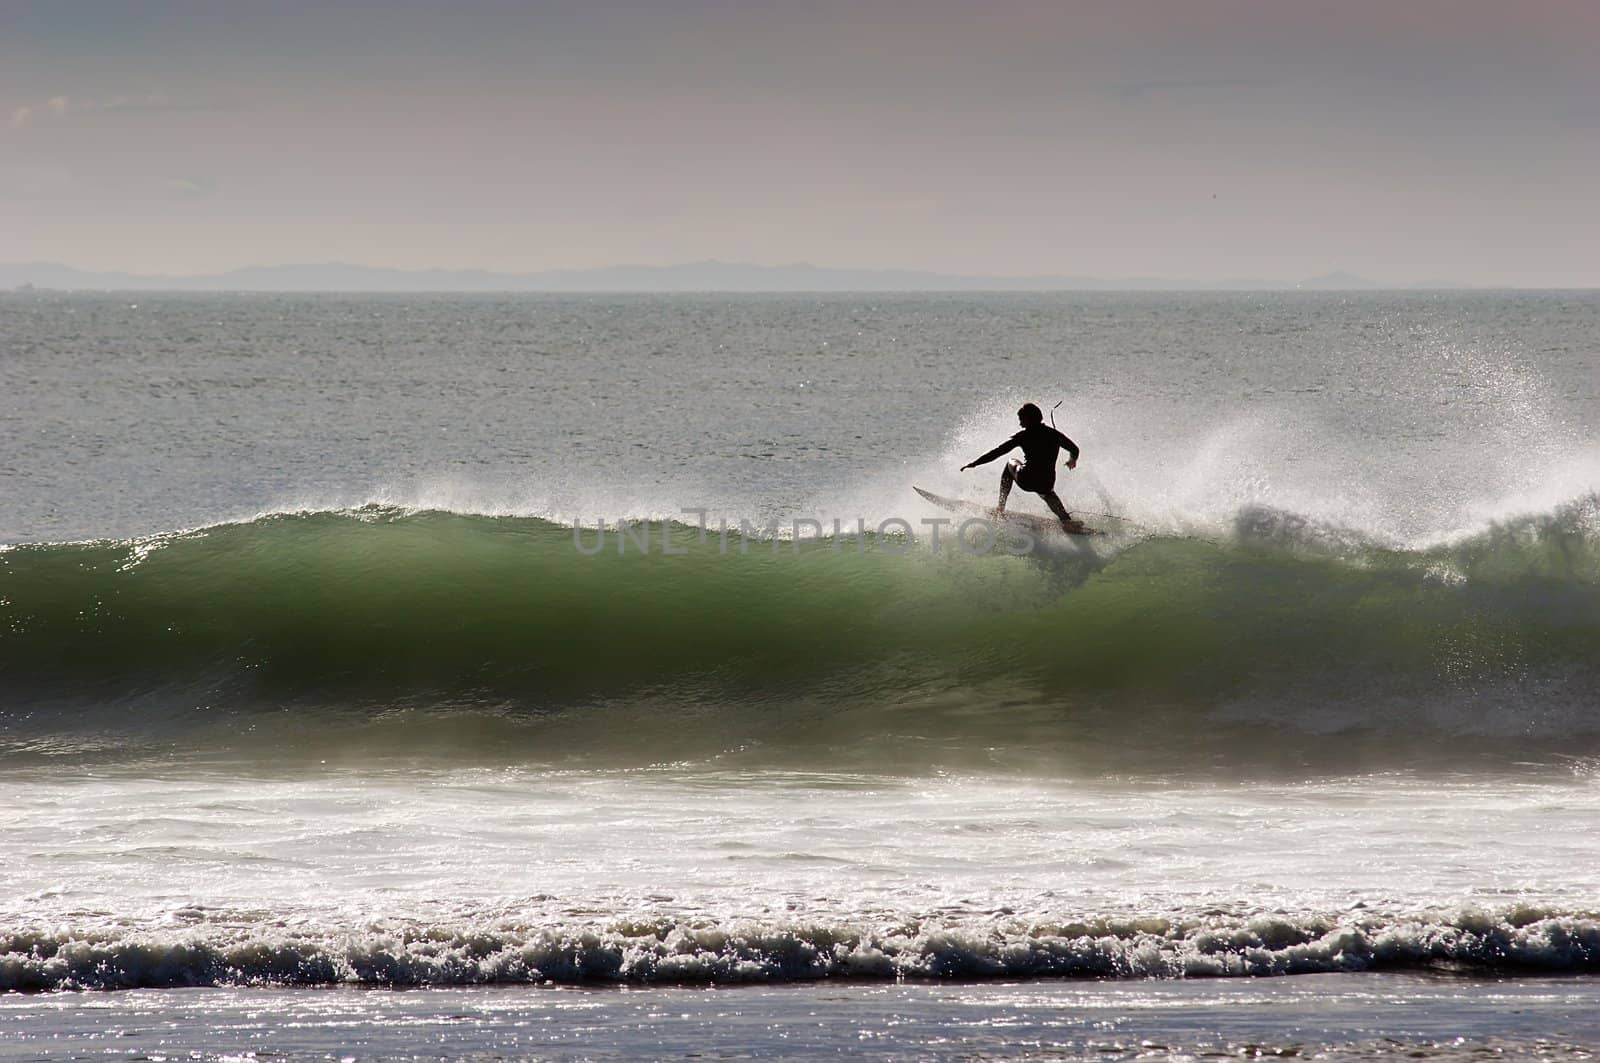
[2,497,1598,769]
[4,907,1598,991]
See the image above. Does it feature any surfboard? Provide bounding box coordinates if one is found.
[913,486,1099,537]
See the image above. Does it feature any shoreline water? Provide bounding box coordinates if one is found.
[4,766,1597,994]
[4,976,1600,1060]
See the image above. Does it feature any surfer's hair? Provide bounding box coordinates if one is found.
[1017,403,1043,425]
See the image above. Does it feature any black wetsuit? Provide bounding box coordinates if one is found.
[970,425,1079,491]
[965,423,1081,526]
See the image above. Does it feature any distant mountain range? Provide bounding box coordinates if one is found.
[0,260,1475,293]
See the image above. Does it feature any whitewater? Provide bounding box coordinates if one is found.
[2,290,1598,1058]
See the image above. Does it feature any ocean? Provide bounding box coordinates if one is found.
[2,290,1598,1059]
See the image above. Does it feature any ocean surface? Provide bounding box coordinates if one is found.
[2,290,1598,1058]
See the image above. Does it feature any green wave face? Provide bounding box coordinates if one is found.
[3,502,1599,771]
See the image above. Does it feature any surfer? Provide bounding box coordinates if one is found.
[959,403,1081,531]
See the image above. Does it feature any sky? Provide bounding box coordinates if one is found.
[2,0,1597,285]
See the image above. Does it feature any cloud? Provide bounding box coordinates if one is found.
[11,95,81,127]
[7,92,197,129]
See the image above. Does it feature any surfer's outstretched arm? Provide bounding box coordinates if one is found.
[960,438,1017,471]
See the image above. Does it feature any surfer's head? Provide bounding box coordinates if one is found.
[1017,403,1044,426]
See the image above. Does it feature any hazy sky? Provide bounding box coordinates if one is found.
[3,0,1597,284]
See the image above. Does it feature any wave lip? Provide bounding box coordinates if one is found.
[4,908,1598,991]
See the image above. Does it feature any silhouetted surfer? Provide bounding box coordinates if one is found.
[960,403,1081,531]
